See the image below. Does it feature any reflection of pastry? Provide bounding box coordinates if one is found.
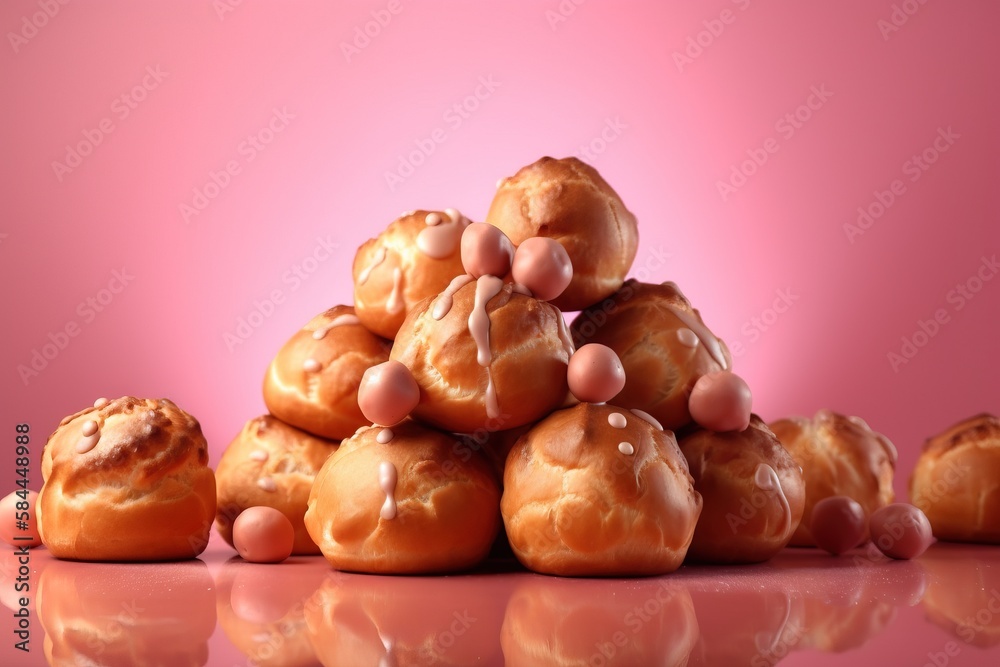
[215,415,337,555]
[570,280,732,432]
[264,305,390,440]
[216,556,328,667]
[910,413,1000,544]
[500,577,698,667]
[390,278,572,434]
[353,210,469,339]
[37,559,216,666]
[922,546,1000,647]
[501,403,702,576]
[38,397,216,561]
[304,421,500,574]
[679,416,805,563]
[486,156,639,311]
[687,587,798,667]
[769,410,896,547]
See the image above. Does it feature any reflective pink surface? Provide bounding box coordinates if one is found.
[3,537,999,666]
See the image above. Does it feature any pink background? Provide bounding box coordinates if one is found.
[3,2,999,519]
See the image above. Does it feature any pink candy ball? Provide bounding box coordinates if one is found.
[810,495,867,555]
[461,222,515,279]
[567,344,626,404]
[869,503,934,560]
[0,490,41,548]
[688,371,753,432]
[233,507,295,564]
[511,237,573,302]
[358,360,421,426]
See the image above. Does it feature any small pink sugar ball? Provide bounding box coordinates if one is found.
[461,222,515,279]
[869,503,934,560]
[810,495,867,555]
[233,507,295,564]
[688,371,753,432]
[567,344,626,404]
[511,237,573,302]
[0,490,41,548]
[358,360,420,426]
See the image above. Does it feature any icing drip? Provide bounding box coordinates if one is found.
[676,327,699,348]
[379,461,398,520]
[257,477,277,493]
[425,212,442,226]
[76,420,100,453]
[358,246,387,285]
[303,358,322,373]
[665,304,728,370]
[416,218,465,259]
[81,420,98,436]
[249,450,269,462]
[630,409,664,431]
[485,368,500,419]
[556,320,576,358]
[754,463,791,532]
[386,267,404,314]
[376,428,394,444]
[433,274,475,320]
[618,442,635,456]
[313,313,361,339]
[468,276,504,366]
[608,413,627,429]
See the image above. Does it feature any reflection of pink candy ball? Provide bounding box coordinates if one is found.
[567,344,626,403]
[810,496,866,555]
[869,504,933,560]
[688,371,753,432]
[358,360,420,426]
[511,237,573,302]
[461,222,515,279]
[0,490,41,548]
[233,507,295,564]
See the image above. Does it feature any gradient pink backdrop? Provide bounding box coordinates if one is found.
[2,1,1000,665]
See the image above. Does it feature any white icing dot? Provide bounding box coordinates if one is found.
[249,450,269,462]
[75,433,100,454]
[618,442,635,456]
[257,477,277,492]
[93,397,109,409]
[81,420,98,437]
[496,178,505,189]
[303,358,322,373]
[608,413,627,429]
[425,212,442,226]
[376,428,394,444]
[443,208,463,224]
[677,328,699,348]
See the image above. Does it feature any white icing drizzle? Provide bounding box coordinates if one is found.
[81,420,98,437]
[511,283,532,296]
[303,358,322,373]
[608,413,627,429]
[676,327,699,348]
[379,461,398,520]
[358,246,387,285]
[618,442,635,456]
[257,477,277,492]
[376,428,394,444]
[386,267,405,314]
[416,218,464,259]
[630,409,664,431]
[665,304,728,370]
[76,426,100,454]
[468,276,504,366]
[312,313,361,339]
[249,449,269,462]
[485,368,500,419]
[432,274,475,320]
[754,463,790,532]
[556,320,576,358]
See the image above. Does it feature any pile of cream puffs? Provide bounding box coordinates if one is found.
[17,157,999,576]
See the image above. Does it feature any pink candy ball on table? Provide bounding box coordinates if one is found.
[567,344,626,404]
[461,222,515,279]
[0,490,41,548]
[358,360,421,426]
[869,503,934,560]
[511,237,573,302]
[688,371,753,432]
[233,507,295,564]
[810,495,867,555]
